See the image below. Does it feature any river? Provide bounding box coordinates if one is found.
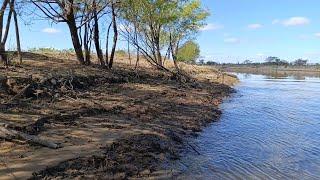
[173,73,320,179]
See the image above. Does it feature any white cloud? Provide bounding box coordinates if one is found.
[315,33,320,38]
[282,17,310,26]
[42,28,61,34]
[223,33,230,37]
[200,23,224,31]
[248,24,263,29]
[256,53,265,57]
[305,51,320,56]
[299,34,309,40]
[272,19,280,25]
[224,37,240,44]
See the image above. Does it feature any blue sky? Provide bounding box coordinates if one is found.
[5,0,320,63]
[198,0,320,63]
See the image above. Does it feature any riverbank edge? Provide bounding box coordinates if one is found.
[32,78,237,179]
[33,87,237,179]
[0,52,238,179]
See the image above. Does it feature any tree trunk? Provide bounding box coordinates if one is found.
[135,46,140,69]
[2,4,12,44]
[109,3,118,69]
[0,0,11,66]
[169,33,180,72]
[93,0,105,67]
[83,23,91,65]
[155,36,162,66]
[105,21,112,65]
[0,0,9,40]
[66,15,85,65]
[12,2,22,64]
[127,35,131,65]
[134,25,139,69]
[0,44,7,66]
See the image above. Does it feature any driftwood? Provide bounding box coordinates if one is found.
[0,126,61,149]
[5,76,52,103]
[7,83,31,103]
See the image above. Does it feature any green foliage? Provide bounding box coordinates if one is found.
[28,47,60,53]
[206,61,218,65]
[175,0,209,33]
[28,47,74,54]
[293,59,308,66]
[177,41,200,64]
[167,0,209,48]
[265,56,289,66]
[243,60,252,64]
[115,49,127,56]
[120,0,209,66]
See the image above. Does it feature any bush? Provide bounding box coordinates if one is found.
[28,47,74,54]
[115,50,127,56]
[177,41,200,64]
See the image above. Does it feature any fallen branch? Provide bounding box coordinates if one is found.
[7,83,31,103]
[0,126,61,149]
[5,76,53,104]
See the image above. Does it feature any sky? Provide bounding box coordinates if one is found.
[5,0,320,63]
[198,0,320,63]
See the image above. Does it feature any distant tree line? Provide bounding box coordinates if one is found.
[202,56,318,67]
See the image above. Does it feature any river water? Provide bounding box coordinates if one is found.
[173,73,320,179]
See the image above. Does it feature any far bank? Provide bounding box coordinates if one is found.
[218,65,320,78]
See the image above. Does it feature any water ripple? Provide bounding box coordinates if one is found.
[172,73,320,179]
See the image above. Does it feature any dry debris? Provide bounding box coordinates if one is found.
[0,53,237,179]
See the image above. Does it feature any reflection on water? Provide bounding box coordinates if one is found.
[227,68,320,80]
[172,73,320,179]
[241,72,320,80]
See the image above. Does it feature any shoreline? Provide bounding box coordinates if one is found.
[219,66,320,79]
[221,66,320,75]
[0,53,237,179]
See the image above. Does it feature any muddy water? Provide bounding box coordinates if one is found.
[173,73,320,179]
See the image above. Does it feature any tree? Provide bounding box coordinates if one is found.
[11,0,22,64]
[206,61,218,65]
[108,1,118,69]
[31,0,121,68]
[0,0,11,66]
[265,56,280,65]
[31,0,85,64]
[120,0,208,72]
[265,56,288,66]
[293,59,308,66]
[198,59,204,65]
[0,0,22,65]
[92,0,105,67]
[168,0,209,71]
[176,41,200,64]
[243,59,252,64]
[31,0,108,65]
[119,0,174,70]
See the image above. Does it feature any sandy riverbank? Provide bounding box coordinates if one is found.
[0,52,237,179]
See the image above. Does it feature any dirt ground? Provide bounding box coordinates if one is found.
[0,52,237,179]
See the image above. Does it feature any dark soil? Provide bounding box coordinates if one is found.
[31,134,179,179]
[0,53,237,179]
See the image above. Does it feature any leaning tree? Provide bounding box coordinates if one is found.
[31,0,102,65]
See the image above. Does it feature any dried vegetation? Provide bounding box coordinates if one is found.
[0,52,237,179]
